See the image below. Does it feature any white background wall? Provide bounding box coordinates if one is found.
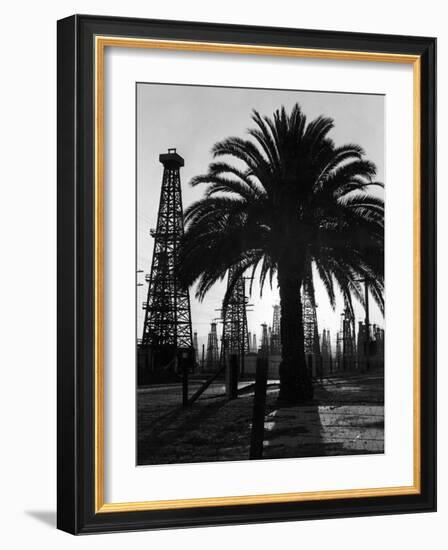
[0,1,444,547]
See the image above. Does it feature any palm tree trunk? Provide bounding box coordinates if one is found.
[277,266,314,403]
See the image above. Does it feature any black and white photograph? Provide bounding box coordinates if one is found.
[136,83,385,466]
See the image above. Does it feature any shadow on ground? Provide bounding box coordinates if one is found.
[137,370,384,465]
[25,510,56,528]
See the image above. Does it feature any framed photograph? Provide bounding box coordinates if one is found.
[57,14,436,534]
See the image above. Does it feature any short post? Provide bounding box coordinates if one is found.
[226,353,239,400]
[307,354,313,377]
[249,357,268,459]
[317,354,323,382]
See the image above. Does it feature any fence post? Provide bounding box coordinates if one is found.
[226,354,239,400]
[249,357,268,459]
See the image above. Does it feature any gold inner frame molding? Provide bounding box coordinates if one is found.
[94,35,421,514]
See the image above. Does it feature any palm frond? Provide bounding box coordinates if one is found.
[179,101,384,328]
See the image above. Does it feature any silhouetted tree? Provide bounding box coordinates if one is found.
[178,104,384,403]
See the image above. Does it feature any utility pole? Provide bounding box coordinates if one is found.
[136,268,144,287]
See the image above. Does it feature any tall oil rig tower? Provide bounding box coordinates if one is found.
[206,322,219,370]
[302,276,322,375]
[140,149,193,372]
[193,331,199,366]
[341,306,356,370]
[252,334,257,353]
[260,323,270,355]
[302,285,321,357]
[219,266,250,373]
[321,329,333,373]
[270,304,281,354]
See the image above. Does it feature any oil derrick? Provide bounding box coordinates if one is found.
[141,149,193,371]
[373,325,384,353]
[357,321,366,370]
[321,329,332,373]
[356,277,374,371]
[270,304,281,355]
[260,323,269,355]
[336,332,343,370]
[371,325,385,369]
[377,326,385,366]
[248,332,252,352]
[357,319,377,371]
[220,266,250,373]
[252,334,257,354]
[341,306,356,370]
[302,278,321,375]
[206,323,219,370]
[193,332,199,366]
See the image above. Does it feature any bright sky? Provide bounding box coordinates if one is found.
[136,83,385,353]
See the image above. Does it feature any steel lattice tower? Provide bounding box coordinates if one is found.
[270,305,281,354]
[206,323,219,370]
[321,329,332,372]
[336,332,343,370]
[220,267,249,371]
[141,149,193,360]
[193,332,199,365]
[302,284,320,357]
[260,323,269,355]
[341,306,356,370]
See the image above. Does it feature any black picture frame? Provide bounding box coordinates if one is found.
[57,14,436,534]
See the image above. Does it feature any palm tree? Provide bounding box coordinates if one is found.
[178,104,384,403]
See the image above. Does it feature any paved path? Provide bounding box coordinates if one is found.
[263,372,384,458]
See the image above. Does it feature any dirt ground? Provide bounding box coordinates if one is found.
[137,370,384,465]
